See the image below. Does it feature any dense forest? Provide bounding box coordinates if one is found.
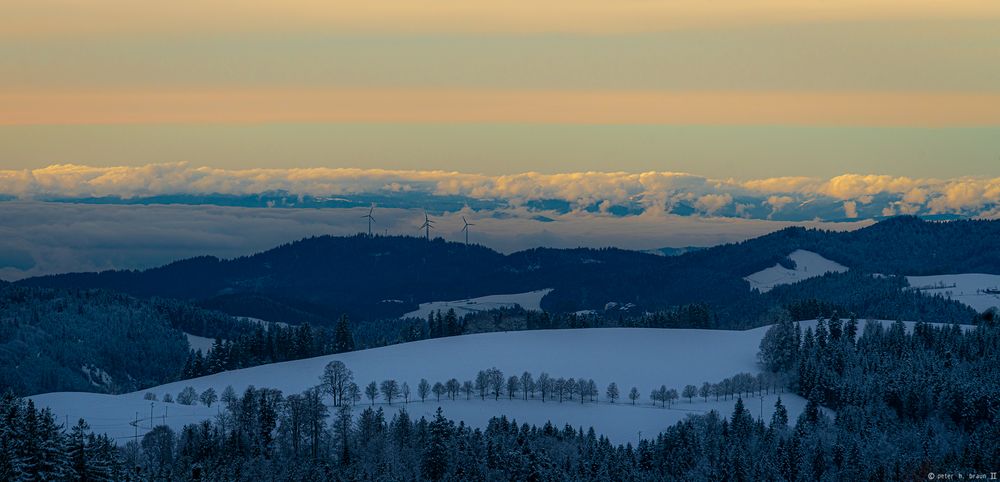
[0,287,192,396]
[4,313,996,481]
[0,283,387,396]
[177,317,357,380]
[0,286,293,396]
[758,314,1000,432]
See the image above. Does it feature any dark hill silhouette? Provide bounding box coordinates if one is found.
[18,216,998,324]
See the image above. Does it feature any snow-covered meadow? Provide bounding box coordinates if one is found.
[744,250,848,292]
[401,289,553,319]
[184,333,216,353]
[906,273,1000,313]
[33,325,807,445]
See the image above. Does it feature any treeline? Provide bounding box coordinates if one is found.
[147,297,249,343]
[8,384,996,481]
[179,317,357,379]
[749,271,977,327]
[180,310,474,381]
[638,271,978,331]
[477,274,975,333]
[332,363,785,410]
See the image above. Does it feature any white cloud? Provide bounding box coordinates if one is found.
[694,193,733,214]
[926,180,990,213]
[0,164,997,218]
[764,195,795,217]
[818,174,921,200]
[843,201,859,219]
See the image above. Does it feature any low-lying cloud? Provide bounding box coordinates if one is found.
[0,164,996,279]
[0,201,870,281]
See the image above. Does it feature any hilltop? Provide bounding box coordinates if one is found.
[18,216,995,325]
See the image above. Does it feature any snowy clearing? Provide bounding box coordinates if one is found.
[33,324,812,444]
[905,273,1000,312]
[237,316,290,329]
[184,333,216,353]
[744,250,848,292]
[401,289,553,319]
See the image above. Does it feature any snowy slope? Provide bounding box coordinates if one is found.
[32,321,960,445]
[401,289,553,319]
[744,250,848,292]
[33,325,809,444]
[906,273,1000,312]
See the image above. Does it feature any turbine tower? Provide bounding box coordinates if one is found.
[419,211,435,240]
[361,204,376,236]
[461,216,475,245]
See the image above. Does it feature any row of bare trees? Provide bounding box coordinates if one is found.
[319,360,785,409]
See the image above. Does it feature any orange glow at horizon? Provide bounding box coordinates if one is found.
[2,89,999,127]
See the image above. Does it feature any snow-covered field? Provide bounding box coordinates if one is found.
[906,273,1000,312]
[238,316,290,329]
[744,250,848,292]
[184,333,216,353]
[401,289,553,319]
[33,325,807,445]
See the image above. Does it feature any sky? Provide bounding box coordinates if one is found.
[1,0,999,176]
[1,1,998,279]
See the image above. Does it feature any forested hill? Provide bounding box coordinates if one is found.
[17,216,998,325]
[684,215,1000,276]
[0,286,243,396]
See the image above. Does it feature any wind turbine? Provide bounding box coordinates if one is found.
[461,216,475,245]
[419,211,435,240]
[361,204,376,236]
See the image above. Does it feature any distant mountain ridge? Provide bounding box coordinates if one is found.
[18,216,997,325]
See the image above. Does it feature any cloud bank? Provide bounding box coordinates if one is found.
[1,164,997,220]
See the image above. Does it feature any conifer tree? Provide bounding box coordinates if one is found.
[333,316,355,353]
[421,408,450,481]
[770,397,789,431]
